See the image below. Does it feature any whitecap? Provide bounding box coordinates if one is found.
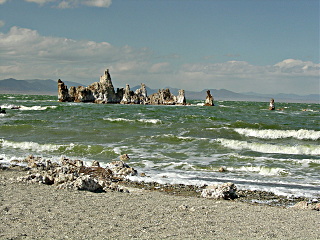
[234,128,320,140]
[216,138,320,156]
[0,139,61,152]
[18,105,57,111]
[231,165,291,176]
[138,118,162,124]
[103,117,134,122]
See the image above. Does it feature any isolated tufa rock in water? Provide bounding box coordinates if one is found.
[0,107,6,114]
[201,182,238,200]
[58,69,186,105]
[204,90,214,106]
[57,79,71,102]
[176,89,187,105]
[269,98,275,110]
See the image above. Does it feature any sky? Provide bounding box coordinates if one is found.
[0,0,319,95]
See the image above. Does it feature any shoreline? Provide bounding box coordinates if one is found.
[0,157,319,208]
[1,168,320,240]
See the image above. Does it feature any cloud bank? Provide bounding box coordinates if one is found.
[0,26,319,94]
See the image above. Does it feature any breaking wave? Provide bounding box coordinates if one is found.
[228,166,290,176]
[0,139,68,152]
[0,139,116,158]
[0,104,57,111]
[103,117,162,124]
[216,138,320,156]
[234,128,320,140]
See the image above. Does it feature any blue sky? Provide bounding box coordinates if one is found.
[0,0,319,94]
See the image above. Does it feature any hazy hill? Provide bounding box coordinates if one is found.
[0,78,85,95]
[0,78,318,103]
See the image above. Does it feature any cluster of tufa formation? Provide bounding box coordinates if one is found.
[58,69,186,105]
[13,155,137,193]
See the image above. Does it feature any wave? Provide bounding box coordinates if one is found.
[216,138,320,156]
[103,117,134,122]
[0,139,62,152]
[227,153,320,165]
[0,139,106,154]
[103,117,162,124]
[234,128,320,140]
[228,166,290,176]
[1,104,57,111]
[19,105,57,111]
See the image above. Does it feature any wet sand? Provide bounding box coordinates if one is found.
[0,169,319,240]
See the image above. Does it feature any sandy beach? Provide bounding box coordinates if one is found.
[0,169,319,240]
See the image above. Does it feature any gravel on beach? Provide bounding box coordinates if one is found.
[0,169,319,240]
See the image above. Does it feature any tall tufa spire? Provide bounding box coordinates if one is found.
[100,69,113,87]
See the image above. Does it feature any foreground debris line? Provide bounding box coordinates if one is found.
[58,69,186,105]
[15,155,137,192]
[8,155,239,198]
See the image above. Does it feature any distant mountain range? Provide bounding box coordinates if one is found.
[0,78,318,103]
[0,78,85,95]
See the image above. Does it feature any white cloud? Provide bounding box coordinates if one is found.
[149,62,170,73]
[0,26,152,85]
[273,59,319,75]
[25,0,54,4]
[0,26,318,94]
[83,0,111,8]
[0,0,112,8]
[175,60,319,94]
[57,1,71,8]
[0,0,113,6]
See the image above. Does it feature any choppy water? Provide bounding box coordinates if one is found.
[0,94,319,198]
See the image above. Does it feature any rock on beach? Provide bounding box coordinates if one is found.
[13,155,138,193]
[201,182,238,200]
